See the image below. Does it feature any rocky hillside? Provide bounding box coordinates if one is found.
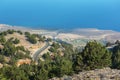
[0,29,48,67]
[50,68,120,80]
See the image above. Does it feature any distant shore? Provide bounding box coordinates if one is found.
[1,24,120,47]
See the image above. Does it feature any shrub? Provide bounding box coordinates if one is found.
[74,41,112,71]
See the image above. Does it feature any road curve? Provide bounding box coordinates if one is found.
[32,41,49,62]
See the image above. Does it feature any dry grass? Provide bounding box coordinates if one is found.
[5,33,45,56]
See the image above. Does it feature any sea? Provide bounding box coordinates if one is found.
[0,0,120,31]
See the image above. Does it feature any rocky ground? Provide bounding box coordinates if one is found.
[50,68,120,80]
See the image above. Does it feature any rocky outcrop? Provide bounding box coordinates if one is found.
[49,68,120,80]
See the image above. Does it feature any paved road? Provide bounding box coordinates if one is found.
[32,41,49,62]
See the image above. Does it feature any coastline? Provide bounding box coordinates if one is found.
[1,24,120,47]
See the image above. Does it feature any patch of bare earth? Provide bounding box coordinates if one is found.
[0,63,3,68]
[16,58,31,67]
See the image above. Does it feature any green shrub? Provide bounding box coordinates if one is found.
[74,41,112,71]
[112,44,120,69]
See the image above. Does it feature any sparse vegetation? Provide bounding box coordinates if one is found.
[0,30,120,80]
[25,32,37,44]
[7,29,15,34]
[49,42,60,53]
[13,38,20,44]
[17,30,23,35]
[25,32,46,44]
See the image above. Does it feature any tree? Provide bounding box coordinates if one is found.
[0,36,6,43]
[17,30,23,35]
[59,58,73,76]
[28,36,37,44]
[3,42,16,56]
[7,29,15,34]
[13,38,20,44]
[0,31,7,36]
[112,44,120,69]
[26,34,37,44]
[35,67,48,80]
[73,54,84,72]
[51,42,60,49]
[49,56,73,78]
[42,52,51,60]
[49,47,57,53]
[74,41,112,71]
[25,32,30,36]
[0,55,4,63]
[0,66,29,80]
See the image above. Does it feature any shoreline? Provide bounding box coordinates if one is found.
[1,24,120,47]
[0,23,118,32]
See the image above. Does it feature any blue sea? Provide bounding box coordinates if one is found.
[0,0,120,31]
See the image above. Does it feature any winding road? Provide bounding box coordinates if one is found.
[32,41,50,62]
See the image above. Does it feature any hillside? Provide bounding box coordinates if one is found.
[0,24,120,80]
[4,32,46,57]
[0,29,49,67]
[1,24,120,47]
[0,29,76,80]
